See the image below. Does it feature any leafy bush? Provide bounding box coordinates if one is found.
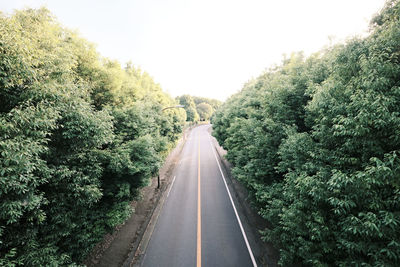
[212,1,400,265]
[0,7,185,265]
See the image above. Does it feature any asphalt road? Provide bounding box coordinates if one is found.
[140,125,256,267]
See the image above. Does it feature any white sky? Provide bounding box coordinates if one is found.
[0,0,387,101]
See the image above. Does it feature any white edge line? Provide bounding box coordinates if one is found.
[166,175,176,198]
[208,134,258,267]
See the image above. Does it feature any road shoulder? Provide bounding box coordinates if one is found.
[208,127,279,267]
[83,128,190,267]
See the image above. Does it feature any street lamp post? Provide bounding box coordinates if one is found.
[158,104,185,188]
[161,104,185,112]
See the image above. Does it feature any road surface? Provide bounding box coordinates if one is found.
[140,125,256,267]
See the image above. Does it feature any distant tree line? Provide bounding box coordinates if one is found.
[177,95,221,122]
[212,1,400,265]
[0,8,186,265]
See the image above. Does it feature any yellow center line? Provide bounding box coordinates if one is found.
[197,136,202,267]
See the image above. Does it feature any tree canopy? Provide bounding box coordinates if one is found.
[0,8,185,265]
[212,1,400,265]
[177,94,221,122]
[196,102,213,121]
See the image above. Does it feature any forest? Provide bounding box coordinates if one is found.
[212,0,400,266]
[0,8,221,266]
[2,1,399,266]
[177,94,221,122]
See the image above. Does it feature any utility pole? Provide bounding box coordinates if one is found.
[158,105,185,189]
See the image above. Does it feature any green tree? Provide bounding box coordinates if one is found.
[196,102,213,121]
[178,94,199,122]
[212,2,400,265]
[0,7,185,265]
[192,96,222,110]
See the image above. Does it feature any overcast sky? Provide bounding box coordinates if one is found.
[0,0,387,101]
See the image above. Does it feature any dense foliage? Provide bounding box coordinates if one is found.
[212,1,400,265]
[0,8,185,266]
[177,95,221,122]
